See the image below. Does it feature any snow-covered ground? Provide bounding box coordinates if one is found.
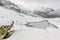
[0,4,60,40]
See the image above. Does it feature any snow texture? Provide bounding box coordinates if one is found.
[25,20,58,30]
[0,0,60,40]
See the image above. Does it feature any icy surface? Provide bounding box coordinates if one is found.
[25,20,58,29]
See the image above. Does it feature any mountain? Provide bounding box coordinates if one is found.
[0,0,60,18]
[0,0,22,12]
[0,1,60,40]
[33,8,60,18]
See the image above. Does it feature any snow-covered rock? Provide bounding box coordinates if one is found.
[33,8,60,18]
[1,0,60,18]
[0,0,22,12]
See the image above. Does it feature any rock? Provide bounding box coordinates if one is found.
[0,20,14,39]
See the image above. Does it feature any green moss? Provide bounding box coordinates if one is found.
[0,25,10,36]
[0,27,5,35]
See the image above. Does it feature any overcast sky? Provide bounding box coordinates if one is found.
[10,0,60,10]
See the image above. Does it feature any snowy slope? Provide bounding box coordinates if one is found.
[0,6,60,40]
[0,0,60,40]
[5,28,60,40]
[1,0,60,18]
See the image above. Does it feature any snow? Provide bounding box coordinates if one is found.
[0,20,13,26]
[0,5,60,40]
[5,28,60,40]
[1,0,60,18]
[25,20,58,29]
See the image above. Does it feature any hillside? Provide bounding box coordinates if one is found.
[0,0,60,40]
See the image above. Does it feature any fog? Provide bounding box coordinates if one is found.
[10,0,60,10]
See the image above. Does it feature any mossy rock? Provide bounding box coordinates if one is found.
[0,25,11,39]
[0,21,14,39]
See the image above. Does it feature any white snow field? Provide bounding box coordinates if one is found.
[0,6,60,40]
